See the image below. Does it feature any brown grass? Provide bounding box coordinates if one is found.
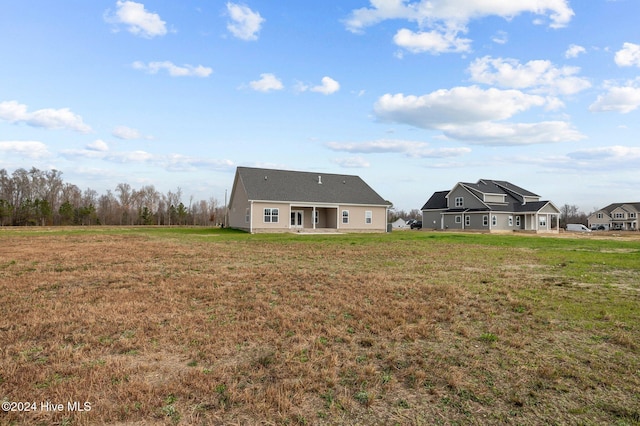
[1,230,639,425]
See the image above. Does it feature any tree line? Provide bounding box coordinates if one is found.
[0,167,224,226]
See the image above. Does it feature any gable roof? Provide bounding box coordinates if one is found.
[598,202,640,214]
[460,179,539,202]
[421,190,448,210]
[234,167,390,206]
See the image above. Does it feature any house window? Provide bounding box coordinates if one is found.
[508,216,513,226]
[455,197,464,207]
[315,210,319,224]
[515,216,521,227]
[264,208,279,223]
[539,216,547,227]
[245,208,250,223]
[630,213,637,218]
[483,216,488,226]
[365,210,372,224]
[465,216,470,226]
[614,213,625,219]
[492,215,497,226]
[597,213,603,219]
[342,210,349,224]
[455,215,461,223]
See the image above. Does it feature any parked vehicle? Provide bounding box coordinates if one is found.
[566,224,591,232]
[410,220,422,229]
[591,225,606,231]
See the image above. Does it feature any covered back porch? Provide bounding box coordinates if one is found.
[289,204,339,231]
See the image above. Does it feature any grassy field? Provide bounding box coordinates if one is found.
[1,228,639,425]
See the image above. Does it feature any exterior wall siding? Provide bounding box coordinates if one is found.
[231,200,387,233]
[447,186,486,210]
[337,205,387,231]
[228,180,251,231]
[422,210,444,229]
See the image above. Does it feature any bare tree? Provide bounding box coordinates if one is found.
[115,183,132,225]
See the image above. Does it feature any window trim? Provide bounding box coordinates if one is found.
[264,208,279,223]
[454,197,464,207]
[342,210,349,224]
[365,210,372,224]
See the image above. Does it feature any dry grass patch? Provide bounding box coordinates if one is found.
[1,230,639,425]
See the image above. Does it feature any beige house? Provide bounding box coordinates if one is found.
[228,167,390,233]
[588,203,639,230]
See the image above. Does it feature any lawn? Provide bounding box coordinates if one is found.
[1,228,639,425]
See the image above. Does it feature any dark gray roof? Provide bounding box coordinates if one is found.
[461,179,539,200]
[513,201,551,213]
[599,202,640,213]
[235,167,389,205]
[421,190,448,210]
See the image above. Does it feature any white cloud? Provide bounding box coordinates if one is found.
[164,154,235,172]
[0,141,51,159]
[0,100,92,133]
[567,145,640,161]
[61,147,235,172]
[565,44,586,59]
[310,77,340,95]
[492,30,508,45]
[332,157,371,168]
[373,87,585,146]
[132,61,212,77]
[589,81,640,113]
[443,121,585,145]
[87,140,110,152]
[345,0,574,32]
[393,28,471,54]
[326,139,471,158]
[374,86,547,129]
[226,3,264,41]
[249,73,283,92]
[112,125,141,140]
[344,0,574,54]
[615,42,640,67]
[105,1,167,38]
[328,139,426,154]
[468,56,591,95]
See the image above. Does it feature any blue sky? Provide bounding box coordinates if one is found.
[1,1,639,213]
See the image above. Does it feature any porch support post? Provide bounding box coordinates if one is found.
[313,206,316,230]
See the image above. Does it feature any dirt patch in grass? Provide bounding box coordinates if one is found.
[1,230,639,425]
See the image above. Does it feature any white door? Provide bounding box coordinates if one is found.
[291,210,303,228]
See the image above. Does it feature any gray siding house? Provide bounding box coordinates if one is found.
[588,203,639,230]
[228,167,390,233]
[421,179,560,233]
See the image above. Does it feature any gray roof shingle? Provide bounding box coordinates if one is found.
[236,167,389,205]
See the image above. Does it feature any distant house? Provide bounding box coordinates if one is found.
[421,179,560,233]
[391,218,407,229]
[588,203,639,231]
[228,167,390,233]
